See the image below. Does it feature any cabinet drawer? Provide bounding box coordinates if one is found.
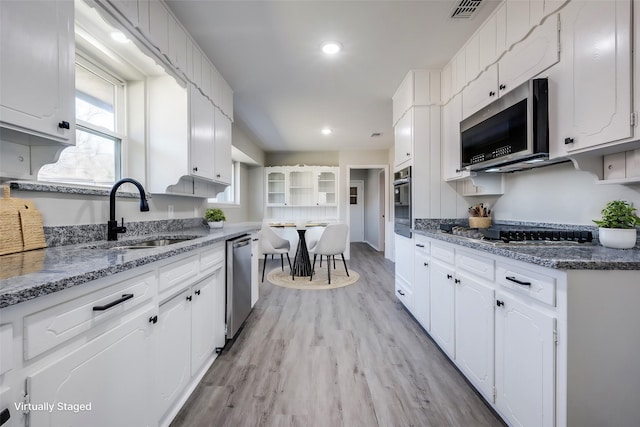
[456,250,494,281]
[431,242,455,264]
[496,262,556,306]
[200,243,225,275]
[395,276,413,312]
[159,254,199,294]
[24,271,155,360]
[414,235,430,254]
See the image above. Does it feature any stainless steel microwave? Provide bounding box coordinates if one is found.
[460,78,555,173]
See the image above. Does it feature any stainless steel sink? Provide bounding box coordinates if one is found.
[114,237,196,249]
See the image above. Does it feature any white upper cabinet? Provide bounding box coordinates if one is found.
[478,13,499,72]
[465,34,481,84]
[462,64,499,119]
[190,85,216,181]
[505,0,531,47]
[551,0,632,155]
[201,58,212,101]
[462,16,559,119]
[191,44,203,90]
[498,14,559,95]
[213,107,232,185]
[147,0,170,55]
[442,94,464,181]
[264,166,339,207]
[168,17,188,73]
[392,70,440,126]
[0,0,75,144]
[394,110,413,168]
[107,0,139,26]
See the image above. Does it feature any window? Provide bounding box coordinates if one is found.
[38,58,124,186]
[208,162,239,204]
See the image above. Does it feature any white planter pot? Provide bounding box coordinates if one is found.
[208,221,224,229]
[598,227,637,249]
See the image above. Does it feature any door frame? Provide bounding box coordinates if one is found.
[346,164,390,259]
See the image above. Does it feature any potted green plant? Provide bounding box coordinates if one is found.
[593,200,640,249]
[205,208,226,229]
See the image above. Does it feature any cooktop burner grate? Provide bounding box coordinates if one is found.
[439,224,594,243]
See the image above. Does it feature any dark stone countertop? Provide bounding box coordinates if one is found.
[414,229,640,270]
[0,224,260,309]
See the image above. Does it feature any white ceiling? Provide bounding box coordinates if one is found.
[165,0,500,153]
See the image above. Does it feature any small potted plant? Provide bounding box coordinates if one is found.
[205,208,226,229]
[593,200,640,249]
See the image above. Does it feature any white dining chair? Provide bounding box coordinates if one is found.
[260,226,291,282]
[309,223,349,284]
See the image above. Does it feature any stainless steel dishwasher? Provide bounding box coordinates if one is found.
[226,234,252,340]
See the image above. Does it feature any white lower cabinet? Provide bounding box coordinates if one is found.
[1,243,228,427]
[495,290,556,427]
[412,236,430,329]
[394,234,414,312]
[156,289,191,420]
[428,258,455,357]
[27,306,155,427]
[454,270,495,402]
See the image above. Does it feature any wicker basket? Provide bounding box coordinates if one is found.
[469,216,492,229]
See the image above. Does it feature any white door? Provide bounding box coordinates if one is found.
[378,170,386,252]
[495,291,556,427]
[349,181,364,242]
[429,259,456,357]
[454,271,495,402]
[27,309,154,427]
[156,289,191,420]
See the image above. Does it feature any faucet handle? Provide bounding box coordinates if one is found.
[120,217,127,232]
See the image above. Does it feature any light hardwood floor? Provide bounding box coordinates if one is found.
[171,243,504,427]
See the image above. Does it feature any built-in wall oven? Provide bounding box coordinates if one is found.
[393,166,411,238]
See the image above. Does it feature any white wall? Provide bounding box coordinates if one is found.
[488,162,640,225]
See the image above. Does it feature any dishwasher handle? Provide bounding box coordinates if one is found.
[233,238,251,248]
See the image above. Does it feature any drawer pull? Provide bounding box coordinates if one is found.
[93,294,134,311]
[415,243,425,248]
[506,276,531,286]
[397,289,405,296]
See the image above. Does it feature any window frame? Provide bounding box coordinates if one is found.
[38,53,127,186]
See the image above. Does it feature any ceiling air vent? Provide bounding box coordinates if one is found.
[450,0,483,19]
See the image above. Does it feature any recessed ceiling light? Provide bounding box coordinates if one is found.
[321,128,332,135]
[110,31,130,44]
[321,42,342,55]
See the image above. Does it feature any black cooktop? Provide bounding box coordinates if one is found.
[440,223,593,243]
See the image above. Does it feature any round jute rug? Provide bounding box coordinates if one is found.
[266,267,359,290]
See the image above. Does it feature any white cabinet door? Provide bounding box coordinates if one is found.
[462,64,498,119]
[189,85,216,180]
[442,94,464,181]
[478,13,498,71]
[266,168,288,206]
[147,0,170,55]
[191,276,216,376]
[316,168,338,206]
[454,271,495,402]
[28,308,154,427]
[413,245,430,330]
[0,0,74,143]
[394,110,413,168]
[429,259,455,357]
[505,0,531,48]
[465,34,481,84]
[213,107,232,184]
[495,291,555,427]
[156,289,191,421]
[168,18,188,72]
[394,234,414,294]
[554,0,632,153]
[107,0,139,26]
[498,15,559,97]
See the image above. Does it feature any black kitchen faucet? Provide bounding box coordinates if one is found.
[107,178,149,241]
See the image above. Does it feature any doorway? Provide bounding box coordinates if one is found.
[349,180,365,242]
[347,166,388,255]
